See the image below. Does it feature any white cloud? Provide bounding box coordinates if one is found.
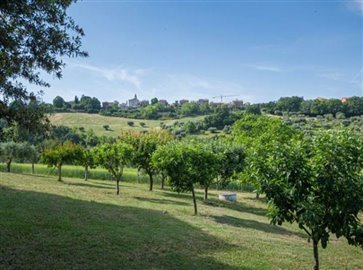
[73,63,143,90]
[346,0,363,15]
[245,64,284,72]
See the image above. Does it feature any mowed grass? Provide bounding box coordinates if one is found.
[49,113,206,137]
[1,173,362,270]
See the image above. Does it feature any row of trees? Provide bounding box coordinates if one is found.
[259,96,363,117]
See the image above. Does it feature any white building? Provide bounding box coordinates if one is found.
[127,94,140,108]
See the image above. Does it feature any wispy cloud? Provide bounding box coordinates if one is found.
[72,63,144,90]
[346,0,363,15]
[245,64,284,73]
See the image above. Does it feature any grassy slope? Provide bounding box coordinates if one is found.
[49,113,205,137]
[1,173,362,269]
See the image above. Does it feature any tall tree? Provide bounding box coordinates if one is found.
[0,0,87,126]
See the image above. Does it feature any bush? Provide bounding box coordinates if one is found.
[208,127,218,133]
[140,122,146,127]
[102,125,110,131]
[127,121,134,127]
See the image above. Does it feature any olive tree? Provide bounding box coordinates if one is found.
[41,141,83,181]
[248,130,363,270]
[152,141,219,214]
[0,142,36,172]
[95,142,133,195]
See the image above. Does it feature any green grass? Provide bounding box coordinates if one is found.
[49,113,206,137]
[1,173,362,269]
[0,163,150,183]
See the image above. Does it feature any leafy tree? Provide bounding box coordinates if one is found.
[151,97,158,105]
[152,141,218,214]
[245,104,261,115]
[53,96,65,108]
[0,142,35,172]
[77,147,97,181]
[180,101,199,116]
[41,141,83,181]
[0,0,87,125]
[276,96,304,112]
[94,142,133,195]
[248,130,363,270]
[208,140,245,190]
[233,114,300,197]
[121,130,173,191]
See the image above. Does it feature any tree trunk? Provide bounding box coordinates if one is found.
[191,186,198,215]
[84,165,89,181]
[313,239,319,270]
[57,165,62,181]
[6,159,11,172]
[31,162,35,174]
[116,178,120,195]
[149,173,153,191]
[161,175,165,190]
[204,186,208,200]
[256,192,260,199]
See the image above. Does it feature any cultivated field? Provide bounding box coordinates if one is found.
[49,113,205,137]
[1,172,362,269]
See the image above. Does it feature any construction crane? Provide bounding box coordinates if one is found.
[212,94,239,103]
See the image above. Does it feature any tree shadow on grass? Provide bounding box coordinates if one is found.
[204,198,267,217]
[212,215,306,238]
[134,196,190,206]
[162,191,267,217]
[65,182,114,190]
[0,185,254,270]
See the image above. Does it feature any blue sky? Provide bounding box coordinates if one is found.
[34,0,362,104]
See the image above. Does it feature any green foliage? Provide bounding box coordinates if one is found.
[247,130,363,269]
[94,142,133,194]
[0,0,86,126]
[152,141,219,214]
[41,141,83,181]
[121,130,173,191]
[0,141,37,172]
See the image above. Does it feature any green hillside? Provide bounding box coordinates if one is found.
[1,172,362,269]
[49,113,205,137]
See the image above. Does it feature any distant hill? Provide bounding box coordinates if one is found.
[49,113,205,137]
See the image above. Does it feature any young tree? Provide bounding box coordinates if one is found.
[77,147,97,181]
[121,130,173,191]
[248,130,363,270]
[41,141,83,181]
[1,0,87,126]
[95,142,133,195]
[152,141,218,214]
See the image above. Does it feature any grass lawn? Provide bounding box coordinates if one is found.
[49,113,206,137]
[0,172,362,269]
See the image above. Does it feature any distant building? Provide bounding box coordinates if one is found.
[127,94,140,108]
[140,100,150,107]
[158,99,169,106]
[179,99,189,105]
[230,99,243,109]
[197,99,209,105]
[341,97,349,103]
[102,102,114,109]
[119,103,128,110]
